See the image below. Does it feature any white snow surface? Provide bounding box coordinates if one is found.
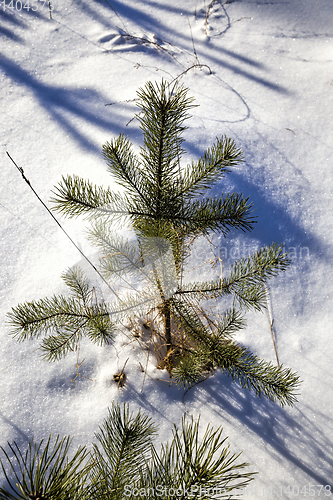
[1,0,333,497]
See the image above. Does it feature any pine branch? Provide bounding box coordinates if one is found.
[0,404,255,500]
[199,327,300,407]
[62,265,92,306]
[172,354,206,389]
[50,174,187,229]
[173,135,244,201]
[40,319,90,362]
[7,271,163,362]
[139,415,254,499]
[127,192,255,237]
[7,295,90,341]
[218,347,301,407]
[50,174,130,220]
[89,403,157,500]
[216,308,247,337]
[180,192,256,236]
[171,297,300,405]
[136,80,196,191]
[0,435,89,500]
[7,268,117,360]
[172,416,254,492]
[175,244,290,310]
[102,134,151,206]
[225,244,291,309]
[87,222,151,283]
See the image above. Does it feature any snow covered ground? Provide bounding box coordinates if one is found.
[1,0,333,497]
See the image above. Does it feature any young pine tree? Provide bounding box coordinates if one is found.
[0,403,255,500]
[8,80,300,406]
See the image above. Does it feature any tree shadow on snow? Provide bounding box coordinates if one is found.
[0,56,135,154]
[194,374,333,488]
[45,358,97,393]
[78,0,290,95]
[183,135,332,282]
[0,4,47,42]
[0,410,31,491]
[1,0,294,160]
[126,372,333,488]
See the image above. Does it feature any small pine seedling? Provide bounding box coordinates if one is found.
[7,80,300,407]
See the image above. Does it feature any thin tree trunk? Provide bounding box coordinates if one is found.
[163,299,172,354]
[152,262,173,366]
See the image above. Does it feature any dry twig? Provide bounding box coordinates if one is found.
[113,357,129,388]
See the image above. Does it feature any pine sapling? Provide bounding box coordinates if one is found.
[7,80,301,406]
